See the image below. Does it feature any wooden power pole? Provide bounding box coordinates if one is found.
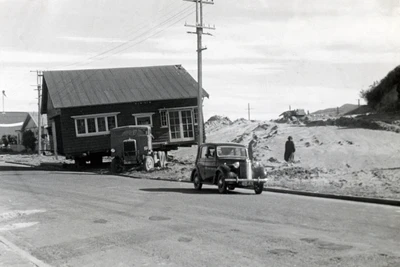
[184,0,215,145]
[31,70,43,155]
[246,103,254,120]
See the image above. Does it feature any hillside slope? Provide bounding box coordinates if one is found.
[312,104,358,116]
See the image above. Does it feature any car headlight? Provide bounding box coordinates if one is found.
[232,162,240,169]
[111,148,115,153]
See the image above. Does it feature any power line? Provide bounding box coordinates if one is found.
[58,4,194,69]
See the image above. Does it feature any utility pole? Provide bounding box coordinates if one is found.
[358,99,360,107]
[31,70,43,155]
[2,90,5,114]
[245,103,254,120]
[184,0,215,145]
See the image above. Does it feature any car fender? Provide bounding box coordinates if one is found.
[252,165,267,179]
[190,167,201,182]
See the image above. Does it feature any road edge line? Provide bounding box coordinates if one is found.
[0,235,51,267]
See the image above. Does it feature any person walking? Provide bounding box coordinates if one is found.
[248,133,257,161]
[284,136,295,163]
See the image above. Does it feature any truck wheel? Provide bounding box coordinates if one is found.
[90,155,103,166]
[254,182,264,194]
[144,156,154,172]
[111,158,123,173]
[217,173,227,194]
[193,170,202,190]
[74,157,86,170]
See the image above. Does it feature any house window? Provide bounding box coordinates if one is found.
[132,113,154,126]
[107,116,116,130]
[87,118,96,133]
[168,110,195,141]
[160,111,168,127]
[97,117,106,132]
[72,112,120,137]
[76,119,86,134]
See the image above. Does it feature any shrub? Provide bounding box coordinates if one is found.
[22,130,37,151]
[1,135,9,147]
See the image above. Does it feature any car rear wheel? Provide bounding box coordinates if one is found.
[217,173,228,194]
[193,171,202,190]
[254,182,264,194]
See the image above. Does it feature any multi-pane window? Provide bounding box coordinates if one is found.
[72,113,119,137]
[160,111,168,127]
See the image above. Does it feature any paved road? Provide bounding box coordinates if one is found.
[0,162,399,267]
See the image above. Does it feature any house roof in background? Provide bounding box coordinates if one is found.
[43,65,209,109]
[21,113,48,131]
[0,112,28,136]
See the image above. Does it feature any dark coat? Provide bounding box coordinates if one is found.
[284,140,295,161]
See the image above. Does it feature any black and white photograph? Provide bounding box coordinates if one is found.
[0,0,399,266]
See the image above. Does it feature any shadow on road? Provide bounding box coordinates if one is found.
[140,188,253,195]
[0,165,36,171]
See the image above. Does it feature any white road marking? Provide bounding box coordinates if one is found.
[0,235,52,267]
[0,209,46,222]
[0,222,38,231]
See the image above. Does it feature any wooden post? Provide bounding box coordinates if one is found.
[51,120,58,159]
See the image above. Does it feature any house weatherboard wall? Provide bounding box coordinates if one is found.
[41,65,209,162]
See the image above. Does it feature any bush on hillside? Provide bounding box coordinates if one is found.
[361,66,400,109]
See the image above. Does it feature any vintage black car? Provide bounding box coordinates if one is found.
[190,143,268,194]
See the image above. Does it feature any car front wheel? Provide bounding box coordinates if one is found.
[217,173,228,194]
[193,170,203,190]
[254,182,264,194]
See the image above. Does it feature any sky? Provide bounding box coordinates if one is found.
[0,0,399,121]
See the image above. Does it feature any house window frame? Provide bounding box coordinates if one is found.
[72,112,120,137]
[160,110,168,128]
[168,109,195,142]
[132,113,155,127]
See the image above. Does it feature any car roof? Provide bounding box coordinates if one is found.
[200,142,246,148]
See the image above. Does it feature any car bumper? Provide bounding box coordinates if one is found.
[224,177,268,184]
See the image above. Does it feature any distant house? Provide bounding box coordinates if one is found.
[41,65,209,162]
[17,113,49,151]
[0,112,28,144]
[279,109,306,120]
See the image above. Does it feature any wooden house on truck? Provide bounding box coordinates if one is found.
[41,65,209,165]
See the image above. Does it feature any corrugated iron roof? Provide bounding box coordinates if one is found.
[43,65,209,109]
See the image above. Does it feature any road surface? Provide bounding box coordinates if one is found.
[0,162,399,266]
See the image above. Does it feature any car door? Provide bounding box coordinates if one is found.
[196,145,207,180]
[203,145,216,182]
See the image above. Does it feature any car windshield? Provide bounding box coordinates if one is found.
[216,146,247,158]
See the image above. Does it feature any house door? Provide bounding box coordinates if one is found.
[168,110,195,141]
